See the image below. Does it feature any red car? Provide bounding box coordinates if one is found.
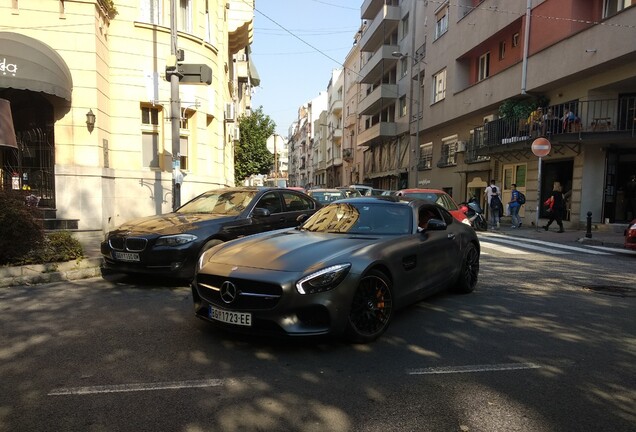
[393,189,470,225]
[625,218,636,250]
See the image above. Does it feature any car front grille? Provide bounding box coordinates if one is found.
[109,236,148,252]
[196,274,283,310]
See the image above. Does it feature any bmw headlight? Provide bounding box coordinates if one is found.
[155,234,197,247]
[462,218,471,226]
[296,263,351,295]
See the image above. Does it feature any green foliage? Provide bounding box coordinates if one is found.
[234,107,276,182]
[498,95,550,119]
[0,190,44,265]
[19,231,84,265]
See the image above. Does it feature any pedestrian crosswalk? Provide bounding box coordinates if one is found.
[477,232,634,256]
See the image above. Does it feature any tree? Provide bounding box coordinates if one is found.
[234,107,275,183]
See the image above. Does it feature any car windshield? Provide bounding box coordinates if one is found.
[310,191,347,204]
[403,192,458,211]
[301,202,412,235]
[177,190,257,215]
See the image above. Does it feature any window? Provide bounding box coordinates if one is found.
[401,14,409,39]
[400,56,408,78]
[439,136,457,166]
[140,0,161,25]
[432,69,446,103]
[603,0,630,18]
[178,0,192,33]
[142,133,160,168]
[142,107,159,125]
[512,32,519,47]
[435,5,449,40]
[419,143,433,170]
[478,52,490,81]
[141,106,161,168]
[398,96,407,118]
[499,41,506,60]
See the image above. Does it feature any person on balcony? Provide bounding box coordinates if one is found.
[541,108,558,135]
[526,107,543,137]
[562,108,581,132]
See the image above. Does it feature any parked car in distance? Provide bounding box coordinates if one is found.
[625,218,636,250]
[393,188,471,225]
[307,188,347,205]
[335,187,362,198]
[192,197,480,343]
[348,185,389,197]
[101,187,320,280]
[287,186,307,194]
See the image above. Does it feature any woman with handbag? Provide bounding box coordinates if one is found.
[543,181,565,233]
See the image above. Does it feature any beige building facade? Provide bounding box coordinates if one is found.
[0,0,256,238]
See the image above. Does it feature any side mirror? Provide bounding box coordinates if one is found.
[296,213,309,223]
[425,218,447,231]
[252,207,271,218]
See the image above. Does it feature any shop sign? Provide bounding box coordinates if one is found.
[0,58,18,76]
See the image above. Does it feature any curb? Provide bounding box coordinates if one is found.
[0,257,104,288]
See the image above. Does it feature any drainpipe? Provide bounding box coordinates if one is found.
[521,0,532,94]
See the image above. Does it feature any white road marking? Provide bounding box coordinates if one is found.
[479,233,611,255]
[588,245,636,255]
[48,378,238,396]
[479,241,531,255]
[407,362,542,375]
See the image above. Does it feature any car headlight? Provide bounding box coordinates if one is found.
[461,218,471,226]
[296,263,351,295]
[155,234,197,247]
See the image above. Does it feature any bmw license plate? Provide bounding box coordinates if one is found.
[113,251,140,262]
[209,306,252,327]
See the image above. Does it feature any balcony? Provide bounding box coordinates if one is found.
[358,121,397,147]
[330,98,343,114]
[359,45,399,84]
[361,0,384,20]
[359,5,400,52]
[468,98,636,158]
[358,84,398,116]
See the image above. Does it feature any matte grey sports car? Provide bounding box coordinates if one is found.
[191,197,480,343]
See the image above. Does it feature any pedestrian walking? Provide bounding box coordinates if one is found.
[509,183,522,228]
[543,181,565,233]
[485,179,502,229]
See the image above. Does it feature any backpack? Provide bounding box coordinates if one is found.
[490,194,502,209]
[517,191,526,205]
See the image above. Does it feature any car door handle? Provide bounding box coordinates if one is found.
[447,233,456,240]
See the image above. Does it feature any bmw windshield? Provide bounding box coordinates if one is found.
[177,190,257,215]
[301,202,412,235]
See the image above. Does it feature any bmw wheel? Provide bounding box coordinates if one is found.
[453,243,479,294]
[345,270,393,343]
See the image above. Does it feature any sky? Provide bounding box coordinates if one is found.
[250,0,361,137]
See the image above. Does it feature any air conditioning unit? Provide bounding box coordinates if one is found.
[483,114,497,123]
[225,103,235,122]
[456,140,467,152]
[233,126,240,141]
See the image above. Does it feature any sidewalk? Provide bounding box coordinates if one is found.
[487,219,628,249]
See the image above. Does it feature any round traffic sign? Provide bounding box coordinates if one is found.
[531,137,551,157]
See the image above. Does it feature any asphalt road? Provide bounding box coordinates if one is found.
[1,236,634,432]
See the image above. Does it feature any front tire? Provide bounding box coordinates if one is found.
[453,243,479,294]
[345,270,393,343]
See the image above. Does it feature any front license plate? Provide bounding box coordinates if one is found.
[113,251,140,262]
[209,306,252,327]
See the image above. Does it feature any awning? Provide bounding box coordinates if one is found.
[0,98,17,149]
[246,46,260,87]
[0,32,73,101]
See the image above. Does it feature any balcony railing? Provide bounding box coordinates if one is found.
[468,98,636,158]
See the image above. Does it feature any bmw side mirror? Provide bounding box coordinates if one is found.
[252,207,271,218]
[296,214,309,223]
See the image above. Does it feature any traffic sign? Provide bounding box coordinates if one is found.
[531,137,551,157]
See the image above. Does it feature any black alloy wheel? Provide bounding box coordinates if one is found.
[453,243,479,294]
[345,270,393,343]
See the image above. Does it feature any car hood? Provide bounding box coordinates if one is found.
[116,213,235,235]
[206,230,381,272]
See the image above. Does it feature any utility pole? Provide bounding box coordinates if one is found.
[170,0,181,211]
